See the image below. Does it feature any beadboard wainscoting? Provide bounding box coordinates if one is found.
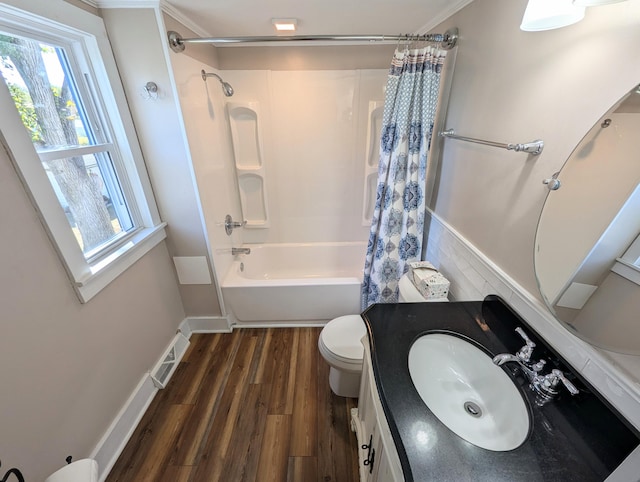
[424,208,640,435]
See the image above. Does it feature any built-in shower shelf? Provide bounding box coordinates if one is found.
[227,101,270,228]
[362,100,384,226]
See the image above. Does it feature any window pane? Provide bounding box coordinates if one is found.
[0,34,98,151]
[0,31,136,256]
[45,152,134,254]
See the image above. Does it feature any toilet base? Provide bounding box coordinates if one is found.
[329,366,361,398]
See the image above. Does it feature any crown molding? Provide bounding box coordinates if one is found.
[159,1,211,37]
[416,0,475,35]
[83,0,471,47]
[94,0,160,8]
[82,0,210,38]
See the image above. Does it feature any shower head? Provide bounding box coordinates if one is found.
[201,70,234,97]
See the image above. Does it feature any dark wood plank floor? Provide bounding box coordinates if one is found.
[106,327,360,482]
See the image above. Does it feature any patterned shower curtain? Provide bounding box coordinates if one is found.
[362,46,446,309]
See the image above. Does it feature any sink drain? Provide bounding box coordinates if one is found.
[464,401,482,418]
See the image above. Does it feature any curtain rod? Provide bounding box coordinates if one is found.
[167,28,458,52]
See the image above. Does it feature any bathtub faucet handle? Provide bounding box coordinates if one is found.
[224,214,247,235]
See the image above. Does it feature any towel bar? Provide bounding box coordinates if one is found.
[440,129,544,156]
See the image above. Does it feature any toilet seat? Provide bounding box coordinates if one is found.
[318,274,448,398]
[318,315,366,372]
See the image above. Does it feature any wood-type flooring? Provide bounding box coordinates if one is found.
[106,327,360,482]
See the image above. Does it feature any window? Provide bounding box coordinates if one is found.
[0,1,165,302]
[613,231,640,286]
[619,233,640,268]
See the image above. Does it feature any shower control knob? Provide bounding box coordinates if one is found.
[224,214,247,235]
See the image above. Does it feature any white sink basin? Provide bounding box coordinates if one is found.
[408,333,530,451]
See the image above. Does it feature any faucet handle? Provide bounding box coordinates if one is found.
[548,369,580,396]
[515,327,536,362]
[224,214,247,235]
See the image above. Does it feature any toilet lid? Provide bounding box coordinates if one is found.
[398,274,426,302]
[321,315,366,361]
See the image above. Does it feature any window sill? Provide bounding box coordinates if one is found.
[611,259,640,287]
[75,222,167,303]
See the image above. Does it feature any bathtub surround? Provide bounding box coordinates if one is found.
[226,101,270,229]
[362,46,447,308]
[221,69,388,245]
[167,63,389,324]
[222,242,365,325]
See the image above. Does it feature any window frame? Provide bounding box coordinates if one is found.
[613,233,640,286]
[0,0,166,302]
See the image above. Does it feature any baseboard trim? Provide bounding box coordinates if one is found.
[180,316,232,336]
[232,321,328,328]
[91,327,195,481]
[90,374,158,482]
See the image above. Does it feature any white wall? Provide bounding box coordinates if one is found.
[0,93,185,482]
[424,0,640,395]
[168,51,242,312]
[102,8,222,317]
[0,3,187,479]
[221,69,388,244]
[431,0,640,299]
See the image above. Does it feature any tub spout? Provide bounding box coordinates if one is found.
[492,353,542,382]
[232,247,251,256]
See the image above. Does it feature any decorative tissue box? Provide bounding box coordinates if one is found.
[408,261,450,300]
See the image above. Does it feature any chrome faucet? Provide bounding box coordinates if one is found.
[493,353,546,382]
[231,247,251,256]
[493,327,578,405]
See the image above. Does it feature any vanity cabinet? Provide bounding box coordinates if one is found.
[352,338,403,482]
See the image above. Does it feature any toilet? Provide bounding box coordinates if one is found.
[318,272,448,397]
[45,459,98,482]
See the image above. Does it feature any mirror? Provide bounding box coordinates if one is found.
[535,83,640,355]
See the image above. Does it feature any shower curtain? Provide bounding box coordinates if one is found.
[362,46,446,309]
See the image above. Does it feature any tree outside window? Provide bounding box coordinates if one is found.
[0,33,133,255]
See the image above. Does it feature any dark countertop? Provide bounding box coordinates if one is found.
[361,296,640,482]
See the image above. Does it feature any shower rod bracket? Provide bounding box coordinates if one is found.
[439,129,544,156]
[168,31,186,52]
[168,28,458,52]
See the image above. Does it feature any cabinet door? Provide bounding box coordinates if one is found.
[373,439,395,482]
[357,338,404,482]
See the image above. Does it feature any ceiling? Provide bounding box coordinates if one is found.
[164,0,474,40]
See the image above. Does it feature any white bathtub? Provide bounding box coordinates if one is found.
[221,242,366,324]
